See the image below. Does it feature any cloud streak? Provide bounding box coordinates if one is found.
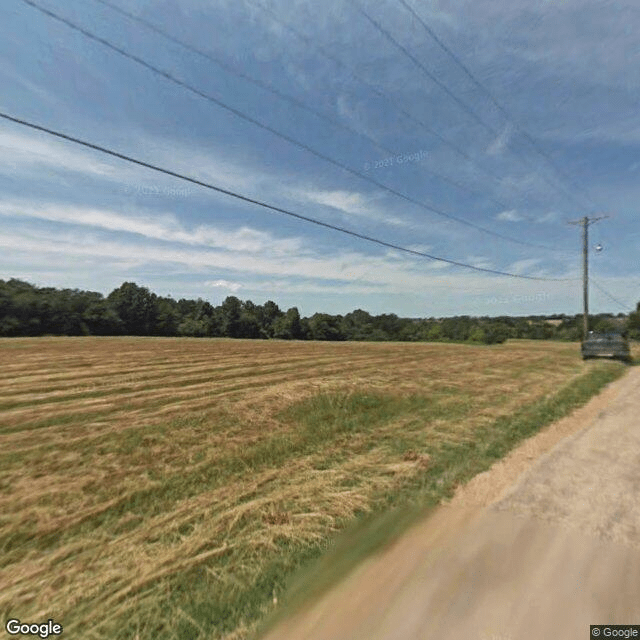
[0,199,306,255]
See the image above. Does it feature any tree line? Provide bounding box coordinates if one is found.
[1,279,636,343]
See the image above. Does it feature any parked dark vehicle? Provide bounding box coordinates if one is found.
[581,331,631,362]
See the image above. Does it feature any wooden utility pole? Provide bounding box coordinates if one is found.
[568,215,608,340]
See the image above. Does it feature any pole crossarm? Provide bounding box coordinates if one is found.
[567,215,609,227]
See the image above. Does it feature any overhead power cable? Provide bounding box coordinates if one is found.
[351,0,497,136]
[353,0,594,215]
[591,279,633,313]
[0,111,576,282]
[89,0,515,224]
[241,0,510,188]
[242,0,577,247]
[18,0,561,253]
[93,0,570,256]
[355,1,584,226]
[395,0,602,214]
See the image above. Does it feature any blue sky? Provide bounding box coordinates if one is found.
[1,0,639,318]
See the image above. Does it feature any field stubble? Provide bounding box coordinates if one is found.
[0,337,630,639]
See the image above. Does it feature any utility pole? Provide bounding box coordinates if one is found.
[568,215,608,340]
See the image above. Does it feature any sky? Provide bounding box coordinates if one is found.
[1,0,639,318]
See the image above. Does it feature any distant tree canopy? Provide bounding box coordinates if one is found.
[0,278,634,344]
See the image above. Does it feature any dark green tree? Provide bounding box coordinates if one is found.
[236,301,262,339]
[155,297,180,336]
[256,300,283,338]
[219,296,243,338]
[307,313,344,341]
[107,282,158,335]
[176,299,219,337]
[340,309,377,341]
[592,316,618,334]
[273,307,305,339]
[482,322,509,344]
[82,297,124,335]
[372,313,403,340]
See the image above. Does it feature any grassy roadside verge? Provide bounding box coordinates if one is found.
[255,361,626,638]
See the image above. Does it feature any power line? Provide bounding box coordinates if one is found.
[242,0,577,250]
[92,0,573,256]
[357,0,579,224]
[350,0,497,136]
[241,0,524,193]
[88,0,517,228]
[240,0,576,253]
[0,110,575,282]
[395,0,602,214]
[591,279,633,313]
[18,0,563,253]
[355,0,595,214]
[367,0,594,214]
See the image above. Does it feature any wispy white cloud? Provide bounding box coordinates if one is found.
[138,134,261,193]
[287,186,411,227]
[404,243,434,254]
[242,278,385,296]
[486,124,513,157]
[0,59,58,107]
[0,125,413,234]
[0,0,632,317]
[205,279,243,291]
[0,124,269,198]
[496,209,524,222]
[0,129,126,182]
[535,211,559,223]
[334,92,384,145]
[0,223,582,317]
[298,188,369,215]
[541,115,640,146]
[0,200,306,256]
[0,225,566,294]
[495,209,559,226]
[467,255,493,270]
[507,258,542,275]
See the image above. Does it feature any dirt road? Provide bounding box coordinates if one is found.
[261,367,640,640]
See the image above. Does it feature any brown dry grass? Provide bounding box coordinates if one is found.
[0,337,617,639]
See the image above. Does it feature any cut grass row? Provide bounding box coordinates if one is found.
[0,338,629,640]
[0,348,409,395]
[0,349,434,420]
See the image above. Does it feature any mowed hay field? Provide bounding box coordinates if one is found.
[0,338,630,639]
